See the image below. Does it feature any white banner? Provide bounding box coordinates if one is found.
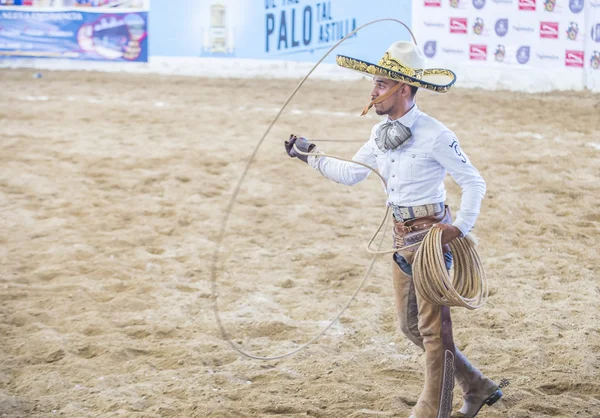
[413,0,597,91]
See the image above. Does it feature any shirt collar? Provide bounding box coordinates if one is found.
[388,104,420,129]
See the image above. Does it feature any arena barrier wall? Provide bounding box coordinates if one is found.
[1,0,598,92]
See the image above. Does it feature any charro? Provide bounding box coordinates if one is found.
[286,40,502,418]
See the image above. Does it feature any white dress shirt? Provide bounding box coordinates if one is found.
[308,104,486,236]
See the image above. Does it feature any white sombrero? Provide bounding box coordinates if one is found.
[336,41,456,94]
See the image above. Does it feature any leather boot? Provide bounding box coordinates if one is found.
[453,349,502,417]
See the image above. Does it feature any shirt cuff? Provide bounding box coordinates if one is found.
[307,147,323,168]
[452,219,470,237]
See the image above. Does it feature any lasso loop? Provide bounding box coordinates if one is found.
[210,18,418,361]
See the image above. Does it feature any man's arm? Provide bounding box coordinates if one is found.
[308,140,377,186]
[284,129,378,186]
[432,131,487,236]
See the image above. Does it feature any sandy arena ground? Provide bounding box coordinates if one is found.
[0,69,599,418]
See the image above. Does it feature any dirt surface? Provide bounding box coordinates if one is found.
[1,69,599,417]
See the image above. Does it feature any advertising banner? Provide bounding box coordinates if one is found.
[413,0,588,71]
[151,0,413,65]
[0,1,148,61]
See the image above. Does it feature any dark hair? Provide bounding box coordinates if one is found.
[410,85,418,97]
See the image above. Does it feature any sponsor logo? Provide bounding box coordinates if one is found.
[473,0,486,8]
[540,22,559,38]
[567,22,579,40]
[425,0,442,6]
[424,21,445,28]
[450,17,468,33]
[473,18,484,35]
[544,0,556,11]
[450,0,460,7]
[519,0,536,9]
[591,51,600,69]
[536,53,560,60]
[494,44,505,61]
[469,44,487,60]
[517,46,531,63]
[569,0,584,12]
[495,19,509,36]
[513,25,535,32]
[424,41,437,58]
[565,50,584,67]
[592,24,600,42]
[442,47,465,54]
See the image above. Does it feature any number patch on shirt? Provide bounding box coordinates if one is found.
[449,139,467,164]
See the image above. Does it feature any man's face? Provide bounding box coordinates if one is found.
[371,77,400,115]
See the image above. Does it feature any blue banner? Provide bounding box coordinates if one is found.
[150,0,412,64]
[0,9,148,61]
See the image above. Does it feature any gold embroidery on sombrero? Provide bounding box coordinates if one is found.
[378,52,418,77]
[335,55,454,93]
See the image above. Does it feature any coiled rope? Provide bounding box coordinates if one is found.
[413,229,488,310]
[210,18,487,361]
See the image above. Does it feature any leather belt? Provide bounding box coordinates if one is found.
[393,206,452,252]
[390,202,445,222]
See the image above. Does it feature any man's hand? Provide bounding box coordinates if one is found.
[433,223,463,245]
[284,134,315,163]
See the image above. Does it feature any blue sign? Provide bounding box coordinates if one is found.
[592,23,600,42]
[473,0,486,9]
[423,40,436,57]
[0,9,148,61]
[517,46,530,64]
[569,0,584,13]
[495,18,508,37]
[150,0,412,64]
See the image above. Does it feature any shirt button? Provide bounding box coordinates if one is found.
[391,159,395,162]
[392,174,396,178]
[391,188,395,191]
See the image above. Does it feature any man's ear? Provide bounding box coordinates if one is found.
[401,83,411,97]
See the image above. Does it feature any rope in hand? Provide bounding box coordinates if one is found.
[210,18,486,361]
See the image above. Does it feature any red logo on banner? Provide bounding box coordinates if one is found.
[565,50,584,67]
[425,0,442,6]
[540,22,559,38]
[450,18,468,34]
[469,44,488,60]
[519,0,536,10]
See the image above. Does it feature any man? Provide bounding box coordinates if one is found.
[284,42,502,418]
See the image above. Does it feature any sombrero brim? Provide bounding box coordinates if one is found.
[336,54,456,93]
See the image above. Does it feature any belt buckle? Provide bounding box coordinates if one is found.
[392,206,404,222]
[395,224,413,233]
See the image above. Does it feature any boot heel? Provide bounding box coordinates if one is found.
[484,389,503,406]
